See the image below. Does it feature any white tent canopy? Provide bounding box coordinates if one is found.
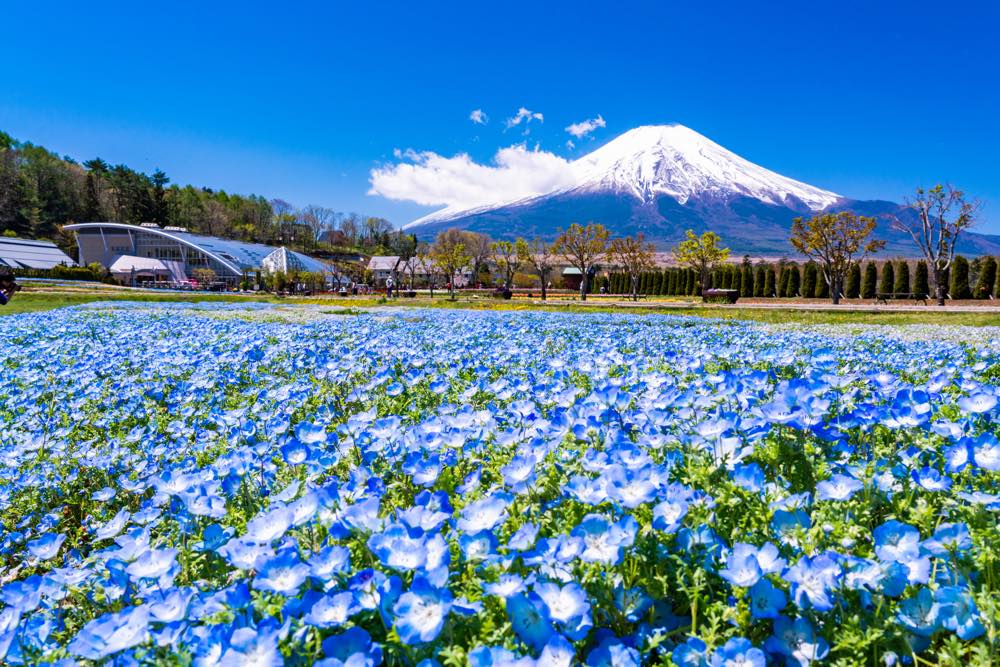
[108,255,170,276]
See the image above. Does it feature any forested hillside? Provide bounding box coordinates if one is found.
[0,131,396,253]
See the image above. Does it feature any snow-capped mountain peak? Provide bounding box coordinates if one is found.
[569,124,841,209]
[404,124,841,229]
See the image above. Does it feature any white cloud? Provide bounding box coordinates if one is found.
[469,109,488,125]
[368,144,575,209]
[566,140,576,150]
[565,114,606,138]
[505,106,544,128]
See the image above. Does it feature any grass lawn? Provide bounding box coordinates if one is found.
[7,288,1000,326]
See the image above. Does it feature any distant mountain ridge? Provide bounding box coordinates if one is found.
[405,124,1000,256]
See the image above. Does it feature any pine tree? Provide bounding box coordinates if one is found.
[974,256,996,299]
[659,270,669,295]
[687,268,697,295]
[754,265,766,297]
[787,265,801,297]
[763,266,776,297]
[951,255,972,299]
[879,261,895,296]
[861,262,877,299]
[914,261,930,298]
[894,260,911,295]
[740,264,753,297]
[846,263,861,298]
[815,271,829,298]
[652,271,663,295]
[777,267,788,297]
[802,262,817,298]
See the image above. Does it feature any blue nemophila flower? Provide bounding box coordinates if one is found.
[368,522,429,571]
[912,467,952,492]
[873,520,922,563]
[484,573,530,598]
[218,537,275,570]
[295,421,330,445]
[572,514,637,565]
[771,509,811,546]
[973,433,1000,471]
[0,608,20,661]
[94,509,130,541]
[672,636,709,666]
[125,547,178,582]
[749,579,787,619]
[303,590,359,628]
[922,523,973,557]
[68,605,149,660]
[460,530,499,563]
[731,463,766,493]
[943,439,972,472]
[195,523,234,551]
[958,392,997,414]
[709,637,765,667]
[764,616,829,666]
[26,532,65,560]
[897,586,940,637]
[457,494,511,533]
[145,587,195,623]
[534,581,593,639]
[506,522,539,551]
[280,440,312,465]
[245,506,295,543]
[936,585,985,640]
[815,473,863,501]
[253,548,310,595]
[720,543,764,588]
[392,576,452,645]
[91,486,116,502]
[501,453,538,493]
[784,553,841,612]
[309,544,351,582]
[506,592,554,652]
[220,618,288,666]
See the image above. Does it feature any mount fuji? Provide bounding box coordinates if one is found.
[403,124,1000,256]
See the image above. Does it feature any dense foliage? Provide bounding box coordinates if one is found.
[2,304,1000,666]
[0,132,396,254]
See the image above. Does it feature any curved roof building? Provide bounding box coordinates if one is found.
[0,237,76,269]
[66,222,334,284]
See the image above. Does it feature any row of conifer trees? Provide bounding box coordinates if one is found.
[604,256,994,299]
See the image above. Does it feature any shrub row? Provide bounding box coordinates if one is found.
[605,256,994,299]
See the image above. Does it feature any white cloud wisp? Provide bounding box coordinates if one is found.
[505,106,544,128]
[469,109,488,125]
[565,115,606,138]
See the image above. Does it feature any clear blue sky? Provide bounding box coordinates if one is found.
[2,0,998,229]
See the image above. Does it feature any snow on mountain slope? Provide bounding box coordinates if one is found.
[569,125,841,208]
[405,124,841,229]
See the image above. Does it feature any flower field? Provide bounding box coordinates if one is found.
[1,303,999,666]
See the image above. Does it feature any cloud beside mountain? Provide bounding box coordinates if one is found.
[368,144,575,210]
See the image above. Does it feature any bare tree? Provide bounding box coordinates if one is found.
[301,205,336,241]
[553,222,609,300]
[790,212,884,304]
[463,232,493,286]
[415,242,437,297]
[609,234,656,301]
[891,184,980,306]
[491,238,528,290]
[431,228,471,299]
[389,232,418,289]
[340,214,360,245]
[521,238,556,300]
